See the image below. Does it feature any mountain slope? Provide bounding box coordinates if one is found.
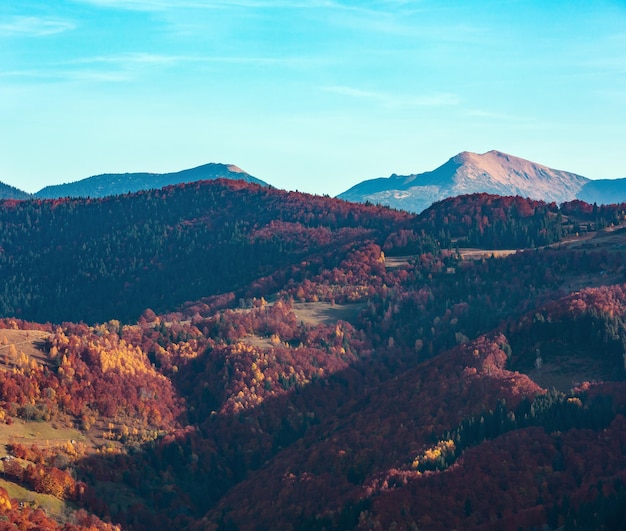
[577,176,626,205]
[34,162,266,199]
[0,181,30,200]
[338,150,590,213]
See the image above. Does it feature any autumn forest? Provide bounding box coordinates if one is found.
[0,179,626,529]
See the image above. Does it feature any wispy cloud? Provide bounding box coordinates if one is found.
[69,52,183,67]
[0,51,324,84]
[0,53,159,84]
[68,51,331,69]
[324,85,460,107]
[0,68,130,83]
[465,109,535,124]
[71,0,416,14]
[0,16,75,37]
[0,53,168,85]
[72,0,341,10]
[71,0,476,47]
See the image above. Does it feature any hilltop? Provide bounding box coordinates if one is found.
[33,162,266,199]
[0,163,267,201]
[0,181,30,200]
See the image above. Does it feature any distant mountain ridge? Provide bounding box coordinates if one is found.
[338,150,626,213]
[0,181,31,200]
[576,177,626,205]
[2,153,626,206]
[34,162,266,199]
[1,163,265,200]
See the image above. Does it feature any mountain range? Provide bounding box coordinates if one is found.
[339,150,626,212]
[2,151,626,210]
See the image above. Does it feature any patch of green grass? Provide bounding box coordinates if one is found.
[0,477,72,520]
[0,419,87,457]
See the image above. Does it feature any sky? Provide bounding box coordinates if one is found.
[1,0,625,196]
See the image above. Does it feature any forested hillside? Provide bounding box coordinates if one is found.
[0,181,30,200]
[0,180,411,323]
[33,163,266,199]
[1,185,626,530]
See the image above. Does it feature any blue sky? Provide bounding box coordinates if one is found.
[1,1,625,196]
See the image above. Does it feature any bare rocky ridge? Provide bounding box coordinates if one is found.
[338,150,592,213]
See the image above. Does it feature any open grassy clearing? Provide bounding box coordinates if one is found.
[560,224,626,248]
[241,335,275,349]
[0,420,87,458]
[0,329,51,369]
[458,248,519,260]
[384,255,416,269]
[554,226,626,292]
[291,301,366,327]
[0,478,72,520]
[240,301,366,349]
[554,225,626,252]
[518,341,620,394]
[525,357,617,394]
